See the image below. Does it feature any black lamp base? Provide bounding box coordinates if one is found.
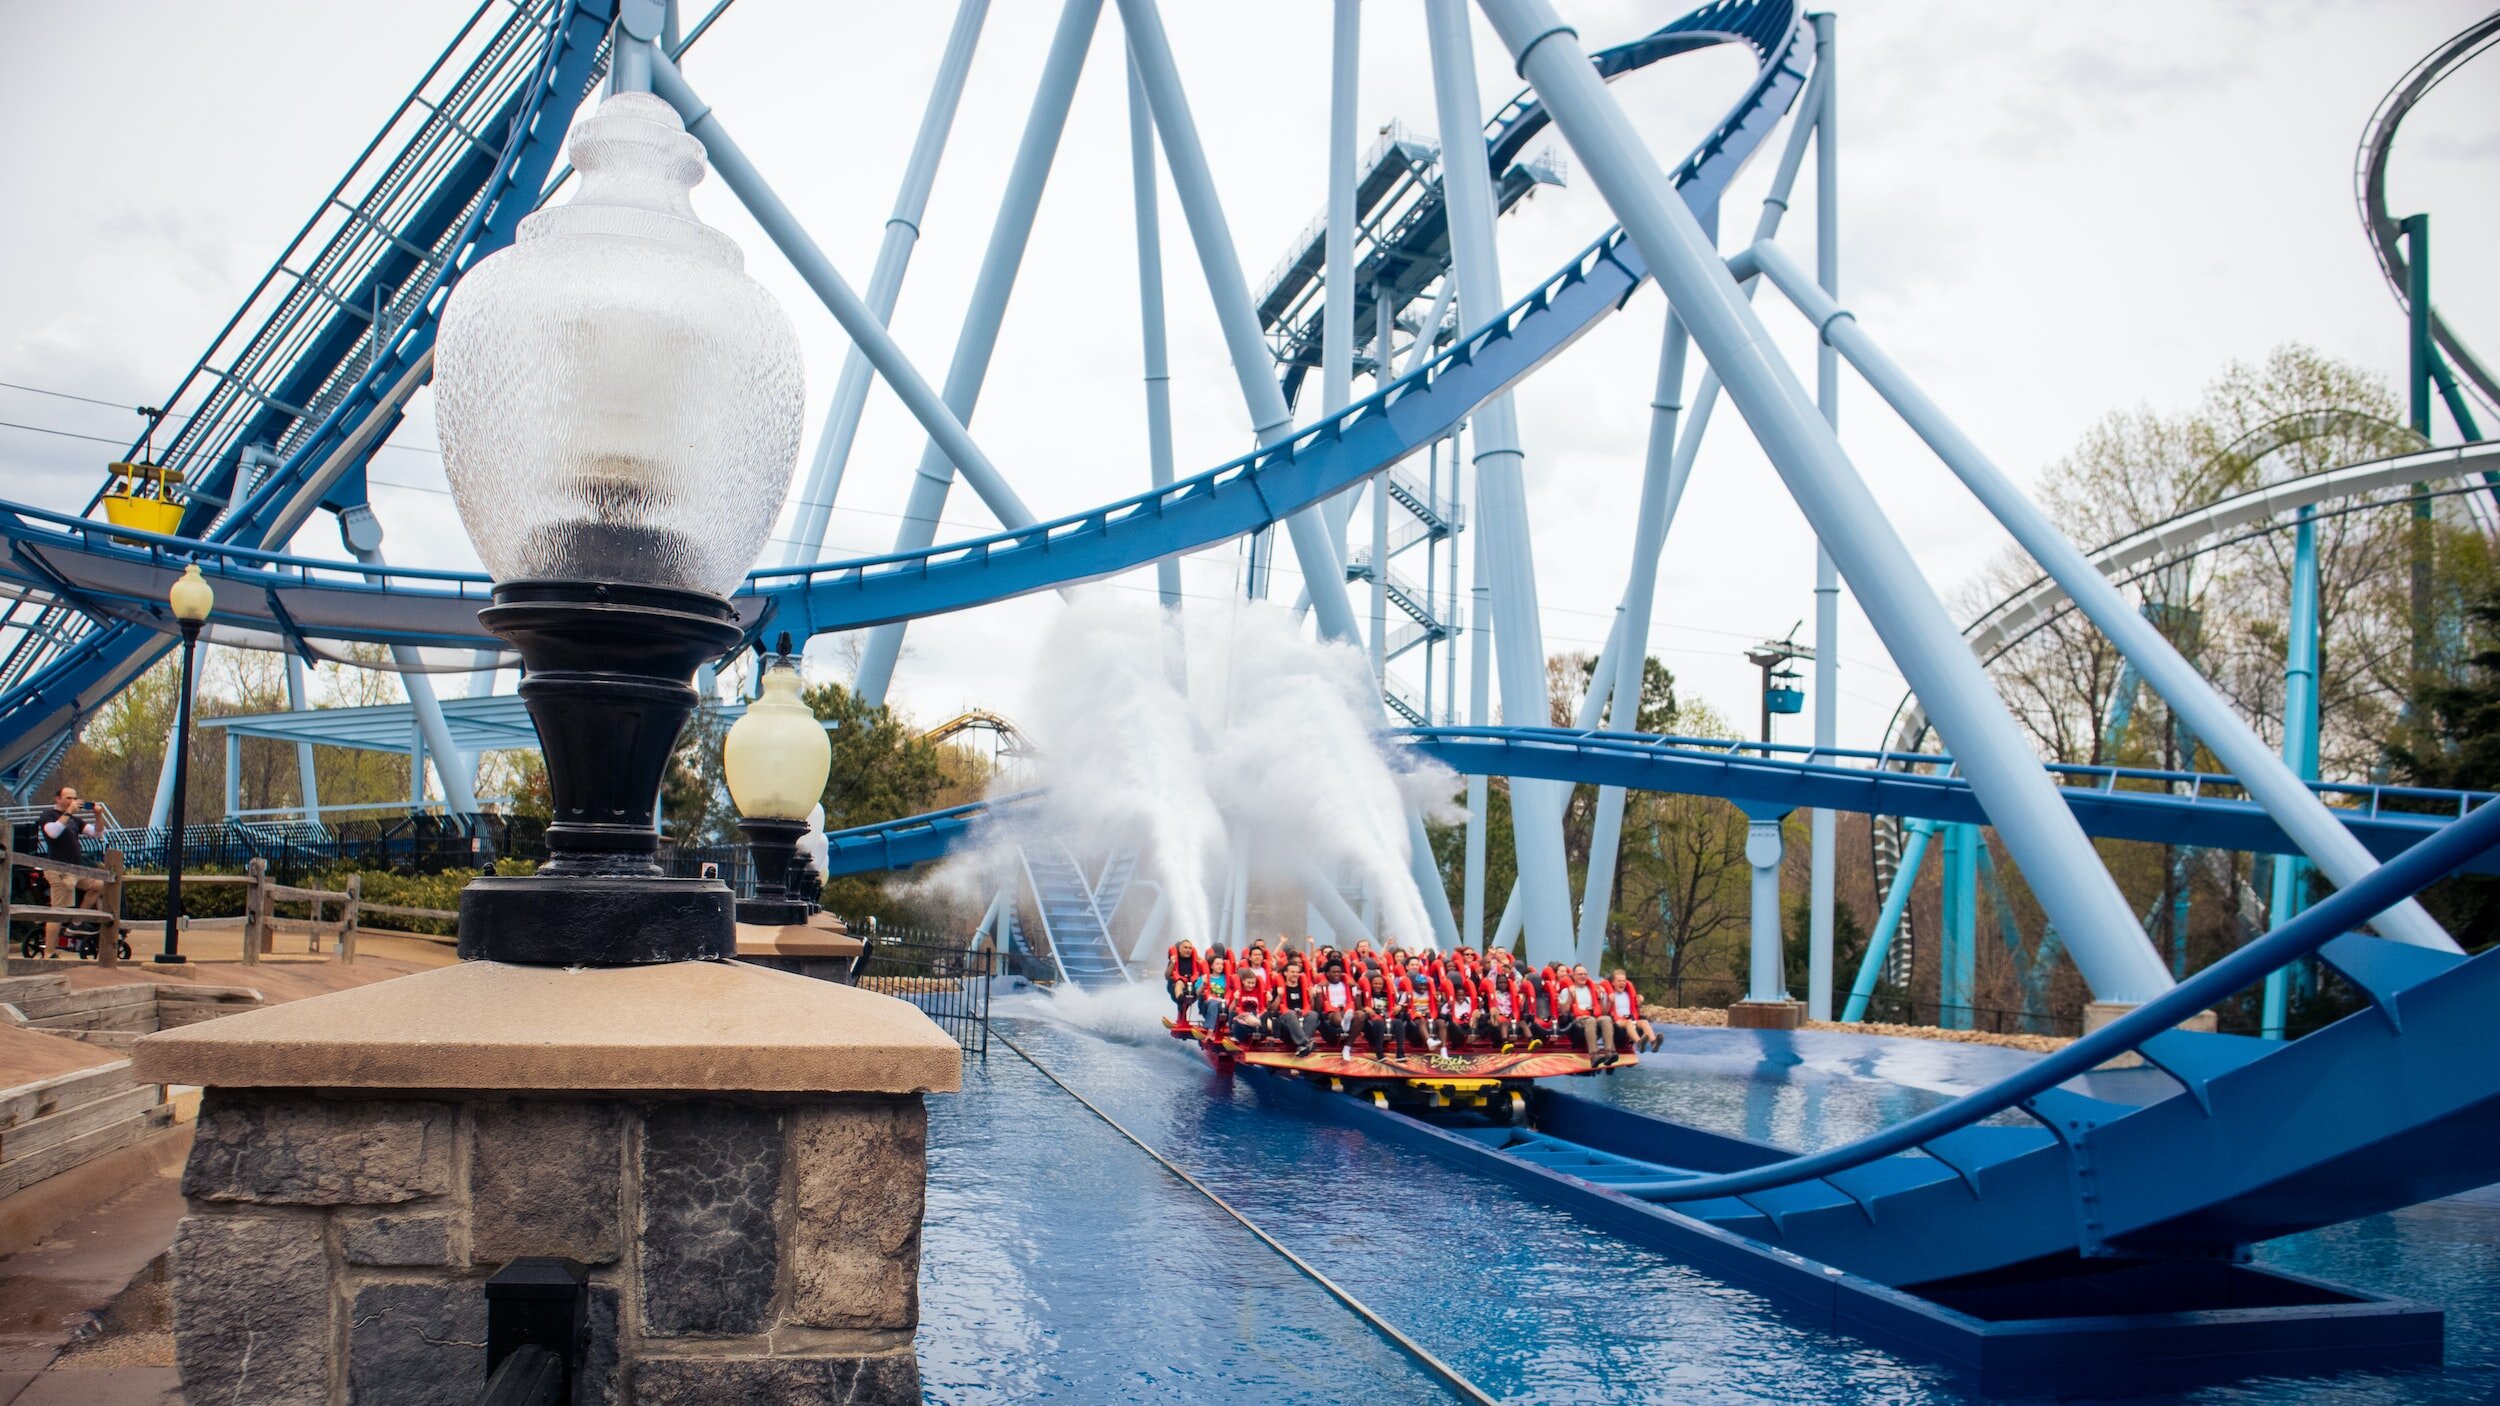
[734,816,813,928]
[735,898,814,928]
[459,873,734,964]
[458,579,744,967]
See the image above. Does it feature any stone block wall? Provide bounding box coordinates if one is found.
[172,1087,927,1405]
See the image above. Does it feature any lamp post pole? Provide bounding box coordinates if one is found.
[159,565,214,964]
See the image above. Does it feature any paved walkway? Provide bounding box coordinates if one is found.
[0,1156,184,1405]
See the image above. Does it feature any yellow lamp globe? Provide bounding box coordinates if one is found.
[723,658,830,822]
[168,564,215,624]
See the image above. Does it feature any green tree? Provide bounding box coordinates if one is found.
[803,680,947,832]
[804,678,948,924]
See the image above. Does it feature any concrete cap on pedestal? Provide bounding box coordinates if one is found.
[734,915,862,960]
[132,958,961,1094]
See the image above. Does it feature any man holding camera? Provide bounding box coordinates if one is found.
[38,785,101,953]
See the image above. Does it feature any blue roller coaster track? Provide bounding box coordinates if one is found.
[815,728,2498,878]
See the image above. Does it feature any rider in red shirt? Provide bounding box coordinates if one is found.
[1609,967,1660,1052]
[1165,940,1205,1027]
[1565,964,1621,1066]
[1267,954,1320,1056]
[1352,968,1397,1058]
[1227,974,1271,1048]
[1314,962,1359,1053]
[1487,968,1540,1051]
[1393,971,1445,1057]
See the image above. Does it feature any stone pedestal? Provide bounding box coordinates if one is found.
[134,958,959,1406]
[1727,999,1806,1031]
[735,913,864,983]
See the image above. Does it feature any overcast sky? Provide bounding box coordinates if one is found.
[4,0,2494,748]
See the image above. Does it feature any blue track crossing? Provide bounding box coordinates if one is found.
[814,728,2499,878]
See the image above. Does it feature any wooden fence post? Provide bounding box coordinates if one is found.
[242,858,266,966]
[339,874,361,965]
[98,850,122,969]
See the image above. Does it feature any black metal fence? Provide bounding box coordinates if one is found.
[91,813,531,882]
[850,932,991,1056]
[1635,977,1749,1010]
[85,815,767,888]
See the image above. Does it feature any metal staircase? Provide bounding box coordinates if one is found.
[1016,842,1130,988]
[1091,849,1139,929]
[1252,122,1565,408]
[1346,555,1461,660]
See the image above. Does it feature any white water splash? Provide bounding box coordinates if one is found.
[926,590,1455,953]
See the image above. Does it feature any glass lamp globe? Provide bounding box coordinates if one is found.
[432,90,802,598]
[724,659,832,822]
[168,564,215,625]
[725,657,832,926]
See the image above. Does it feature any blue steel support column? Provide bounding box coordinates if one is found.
[1117,0,1456,947]
[1572,34,1826,968]
[284,654,321,821]
[149,705,180,830]
[1445,430,1462,726]
[1482,1,2175,1002]
[1427,0,1576,966]
[2104,656,2145,744]
[1741,237,2458,955]
[1576,316,1689,969]
[224,730,241,820]
[610,0,659,93]
[340,509,478,815]
[2166,704,2204,978]
[1975,830,2050,1031]
[1126,53,1182,621]
[1939,822,1977,1029]
[836,0,1104,702]
[651,55,1044,546]
[2262,506,2322,1038]
[783,0,989,566]
[1807,11,1840,1021]
[1464,488,1492,948]
[1495,611,1629,952]
[1371,289,1393,686]
[1322,0,1360,426]
[1743,805,1792,1003]
[1844,816,1933,1021]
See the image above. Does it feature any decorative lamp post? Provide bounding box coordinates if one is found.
[433,90,803,964]
[158,563,214,964]
[723,649,833,927]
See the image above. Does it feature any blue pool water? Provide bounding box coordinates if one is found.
[915,997,2500,1404]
